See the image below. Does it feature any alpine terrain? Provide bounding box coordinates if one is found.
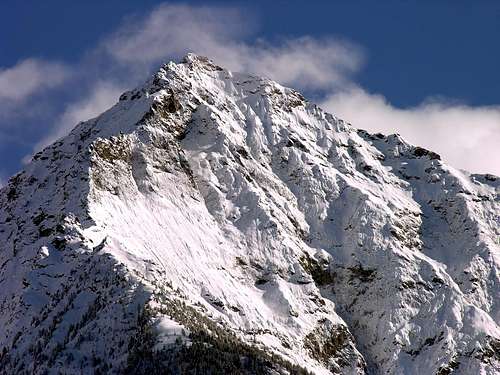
[0,54,498,375]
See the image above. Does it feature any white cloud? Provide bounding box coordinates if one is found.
[230,37,363,91]
[0,59,70,102]
[104,4,363,90]
[322,87,500,175]
[31,81,124,154]
[105,5,248,65]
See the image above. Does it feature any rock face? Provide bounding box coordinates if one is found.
[0,54,498,374]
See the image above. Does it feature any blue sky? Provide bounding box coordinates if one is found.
[1,1,499,184]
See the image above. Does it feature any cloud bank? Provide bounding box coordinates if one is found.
[0,59,70,102]
[2,3,499,177]
[322,88,500,175]
[104,4,363,90]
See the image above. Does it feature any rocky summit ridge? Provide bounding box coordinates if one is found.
[0,54,498,374]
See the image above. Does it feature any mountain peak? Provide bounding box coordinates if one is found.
[181,52,219,66]
[1,56,499,374]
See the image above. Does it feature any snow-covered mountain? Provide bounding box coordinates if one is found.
[0,54,498,375]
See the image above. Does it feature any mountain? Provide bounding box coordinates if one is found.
[0,54,498,375]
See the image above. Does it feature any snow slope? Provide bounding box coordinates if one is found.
[0,54,498,374]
